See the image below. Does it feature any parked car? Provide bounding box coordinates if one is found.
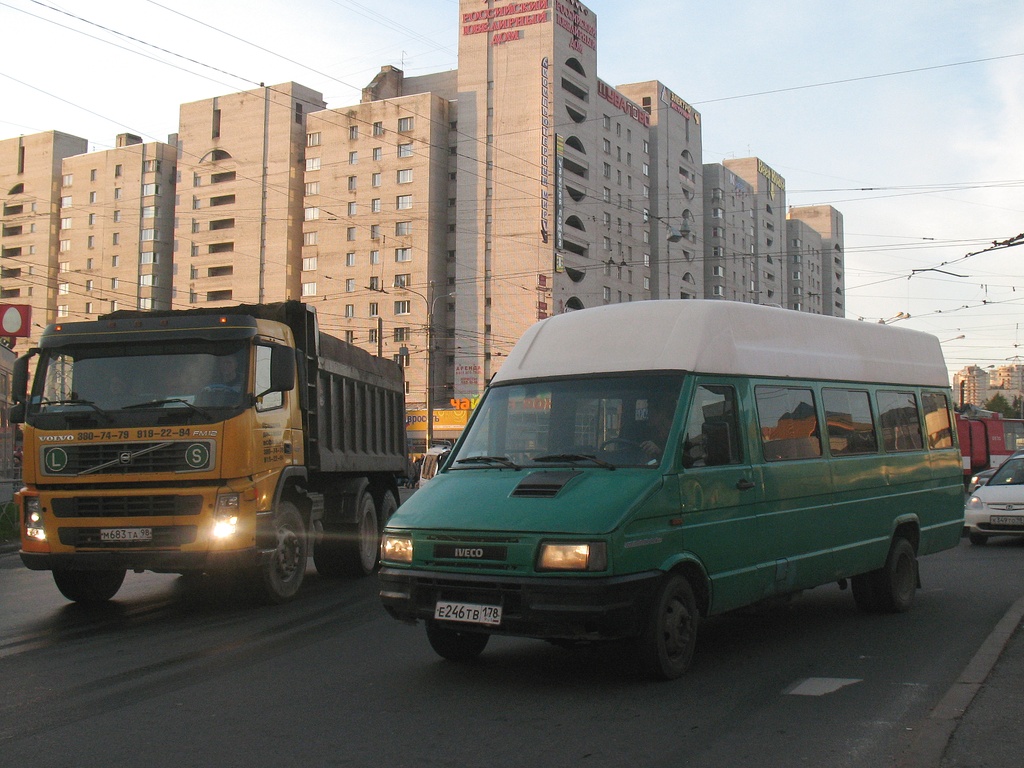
[965,454,1024,545]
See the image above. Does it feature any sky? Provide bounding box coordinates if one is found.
[3,0,1023,380]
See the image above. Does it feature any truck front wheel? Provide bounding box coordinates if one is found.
[252,501,307,603]
[52,569,126,603]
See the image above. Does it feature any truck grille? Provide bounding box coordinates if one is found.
[51,495,204,518]
[40,441,214,476]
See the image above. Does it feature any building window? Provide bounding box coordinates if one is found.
[348,176,357,191]
[349,151,358,165]
[345,304,354,318]
[372,147,383,161]
[395,221,411,236]
[397,169,413,184]
[398,117,414,132]
[346,252,356,266]
[349,125,359,140]
[347,227,357,241]
[394,300,411,315]
[373,121,384,136]
[394,327,409,342]
[302,256,317,271]
[305,182,320,196]
[142,183,159,196]
[306,157,321,172]
[398,143,413,158]
[300,282,316,297]
[370,224,380,239]
[394,273,410,288]
[371,198,381,213]
[369,302,379,317]
[372,173,381,187]
[305,207,320,221]
[306,132,321,147]
[57,305,69,318]
[304,231,318,246]
[347,202,357,215]
[396,195,412,210]
[395,247,411,262]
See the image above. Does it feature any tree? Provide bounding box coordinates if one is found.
[984,392,1016,418]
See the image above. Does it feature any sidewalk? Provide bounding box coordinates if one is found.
[900,594,1024,767]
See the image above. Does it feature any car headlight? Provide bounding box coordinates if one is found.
[537,541,607,572]
[24,496,45,541]
[967,495,985,511]
[381,534,414,564]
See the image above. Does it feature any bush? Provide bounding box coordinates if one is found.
[0,502,17,544]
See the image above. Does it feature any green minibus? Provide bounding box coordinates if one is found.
[378,301,965,679]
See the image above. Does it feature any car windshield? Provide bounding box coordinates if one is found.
[31,341,249,421]
[988,457,1024,486]
[452,373,684,469]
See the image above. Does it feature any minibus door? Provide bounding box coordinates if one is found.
[674,382,770,613]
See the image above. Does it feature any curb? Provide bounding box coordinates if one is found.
[897,593,1024,767]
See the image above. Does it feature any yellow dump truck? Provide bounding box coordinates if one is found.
[10,301,409,603]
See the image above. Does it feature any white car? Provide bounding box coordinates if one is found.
[965,455,1024,545]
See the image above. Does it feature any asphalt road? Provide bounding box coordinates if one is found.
[0,536,1021,768]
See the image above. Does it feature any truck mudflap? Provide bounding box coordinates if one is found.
[379,567,663,641]
[20,547,269,574]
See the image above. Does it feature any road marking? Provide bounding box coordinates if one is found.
[785,677,862,696]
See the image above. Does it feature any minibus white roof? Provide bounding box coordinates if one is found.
[492,300,950,387]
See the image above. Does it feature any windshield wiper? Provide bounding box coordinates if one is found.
[123,398,213,419]
[39,398,113,422]
[455,455,521,470]
[532,453,616,469]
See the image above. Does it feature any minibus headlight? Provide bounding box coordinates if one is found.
[537,542,607,572]
[24,497,45,541]
[381,534,414,564]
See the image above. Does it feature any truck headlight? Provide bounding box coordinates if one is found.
[537,542,607,572]
[381,534,413,563]
[213,493,240,538]
[24,497,45,541]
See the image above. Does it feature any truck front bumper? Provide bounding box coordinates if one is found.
[379,566,662,641]
[20,547,270,574]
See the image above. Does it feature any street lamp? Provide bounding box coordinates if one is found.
[397,281,454,452]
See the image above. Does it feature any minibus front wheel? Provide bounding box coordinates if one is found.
[637,573,699,680]
[426,620,490,661]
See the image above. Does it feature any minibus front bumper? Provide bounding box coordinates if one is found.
[379,567,663,640]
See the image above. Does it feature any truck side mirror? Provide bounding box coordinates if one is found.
[270,345,296,393]
[12,353,31,404]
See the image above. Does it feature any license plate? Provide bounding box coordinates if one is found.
[989,515,1024,526]
[434,600,502,626]
[100,527,153,542]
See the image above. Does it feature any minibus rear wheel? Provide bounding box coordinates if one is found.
[637,573,699,680]
[852,536,917,614]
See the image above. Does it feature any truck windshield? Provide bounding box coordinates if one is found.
[454,373,685,469]
[30,342,249,423]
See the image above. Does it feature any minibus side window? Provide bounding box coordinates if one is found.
[681,385,742,468]
[877,390,924,452]
[921,392,954,449]
[822,388,878,456]
[755,386,822,461]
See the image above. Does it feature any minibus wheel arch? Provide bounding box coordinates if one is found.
[660,556,711,617]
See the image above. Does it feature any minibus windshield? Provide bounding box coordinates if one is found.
[453,373,684,469]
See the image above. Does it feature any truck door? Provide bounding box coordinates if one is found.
[674,380,769,613]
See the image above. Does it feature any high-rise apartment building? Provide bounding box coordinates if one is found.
[1,0,847,420]
[174,82,326,307]
[1,131,89,350]
[57,133,178,318]
[789,204,845,316]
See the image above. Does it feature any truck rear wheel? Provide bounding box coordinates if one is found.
[313,489,380,578]
[52,569,126,603]
[251,501,307,603]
